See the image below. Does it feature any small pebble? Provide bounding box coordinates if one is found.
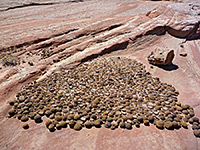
[105,122,111,128]
[59,121,67,128]
[94,120,101,128]
[181,122,188,129]
[21,116,29,122]
[45,120,52,127]
[193,117,199,123]
[84,121,92,128]
[193,130,200,137]
[48,124,55,132]
[120,122,125,128]
[144,120,150,126]
[156,120,164,129]
[125,123,132,129]
[165,121,173,130]
[180,52,187,57]
[22,123,29,129]
[74,124,82,131]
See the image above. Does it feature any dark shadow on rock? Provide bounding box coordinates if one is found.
[35,119,43,124]
[166,127,174,130]
[156,63,179,71]
[94,125,101,128]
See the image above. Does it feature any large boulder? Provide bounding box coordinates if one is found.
[147,47,175,65]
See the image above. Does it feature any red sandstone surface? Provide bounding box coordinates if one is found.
[0,0,200,150]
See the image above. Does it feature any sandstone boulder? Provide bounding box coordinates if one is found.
[148,47,175,65]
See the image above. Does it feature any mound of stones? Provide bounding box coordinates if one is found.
[8,57,200,137]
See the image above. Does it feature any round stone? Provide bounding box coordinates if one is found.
[48,124,55,132]
[45,120,52,127]
[193,117,199,123]
[84,121,92,128]
[181,122,188,129]
[59,121,67,128]
[125,123,132,129]
[137,116,143,123]
[105,122,111,128]
[193,130,200,137]
[55,115,62,121]
[69,120,75,128]
[34,114,42,123]
[74,124,82,131]
[120,122,125,128]
[188,118,193,124]
[21,116,29,122]
[173,121,181,129]
[50,108,57,113]
[8,109,15,116]
[144,120,150,126]
[155,120,164,129]
[192,124,199,130]
[94,120,101,128]
[74,115,81,120]
[165,121,173,130]
[22,123,29,129]
[148,116,154,123]
[45,110,52,116]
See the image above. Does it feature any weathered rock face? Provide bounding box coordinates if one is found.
[0,0,200,150]
[148,48,175,65]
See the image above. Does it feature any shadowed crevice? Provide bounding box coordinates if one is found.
[1,2,59,11]
[0,0,85,12]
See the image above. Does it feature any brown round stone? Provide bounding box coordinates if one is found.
[125,123,132,129]
[55,115,62,121]
[155,120,164,129]
[48,124,55,132]
[105,122,111,128]
[22,123,29,129]
[193,130,200,137]
[69,120,75,128]
[74,124,82,131]
[84,121,92,128]
[143,120,150,126]
[45,120,52,127]
[21,116,29,122]
[8,109,15,116]
[181,122,188,129]
[165,121,173,130]
[59,121,67,128]
[94,120,101,127]
[74,115,81,120]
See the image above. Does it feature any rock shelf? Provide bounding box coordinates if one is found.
[8,57,200,137]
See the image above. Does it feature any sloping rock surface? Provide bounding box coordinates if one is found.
[0,0,200,150]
